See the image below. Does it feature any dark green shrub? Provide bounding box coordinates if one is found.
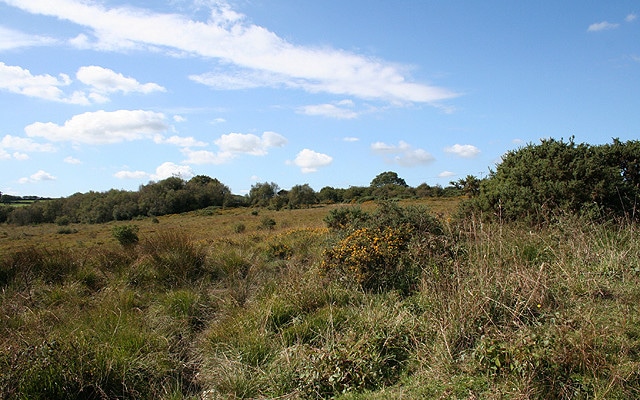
[111,224,139,246]
[463,138,640,223]
[260,216,276,230]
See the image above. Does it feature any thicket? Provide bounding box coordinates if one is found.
[1,173,461,226]
[462,138,640,223]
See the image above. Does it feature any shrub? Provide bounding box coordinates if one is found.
[111,224,139,247]
[323,226,415,293]
[260,216,276,230]
[463,138,640,223]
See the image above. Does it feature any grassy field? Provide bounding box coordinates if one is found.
[2,197,640,399]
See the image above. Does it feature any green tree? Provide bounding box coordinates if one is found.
[288,184,318,208]
[370,171,408,188]
[249,182,279,207]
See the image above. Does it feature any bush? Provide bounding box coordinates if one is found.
[463,138,640,223]
[323,226,415,293]
[111,224,139,246]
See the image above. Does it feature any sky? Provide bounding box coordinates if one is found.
[0,1,639,198]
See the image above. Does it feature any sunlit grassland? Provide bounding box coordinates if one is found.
[3,196,639,399]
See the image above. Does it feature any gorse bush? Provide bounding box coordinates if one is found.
[323,226,414,293]
[463,137,640,223]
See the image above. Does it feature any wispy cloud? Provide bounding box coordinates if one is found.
[371,140,434,166]
[588,21,620,32]
[0,26,56,50]
[297,100,358,119]
[444,144,481,158]
[626,14,637,22]
[2,0,458,107]
[288,149,333,173]
[25,110,169,145]
[76,65,165,97]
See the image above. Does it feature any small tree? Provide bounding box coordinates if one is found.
[370,171,408,188]
[112,224,139,247]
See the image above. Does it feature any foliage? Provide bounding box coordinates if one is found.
[323,226,415,292]
[112,224,139,247]
[370,171,408,188]
[288,184,318,208]
[463,137,640,223]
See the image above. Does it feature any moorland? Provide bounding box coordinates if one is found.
[2,138,640,399]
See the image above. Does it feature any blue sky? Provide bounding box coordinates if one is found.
[1,0,638,198]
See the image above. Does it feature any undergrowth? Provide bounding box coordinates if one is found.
[1,204,639,398]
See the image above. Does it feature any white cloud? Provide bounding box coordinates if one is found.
[626,14,637,22]
[1,134,56,153]
[173,115,186,123]
[3,0,458,106]
[0,62,90,104]
[76,65,165,95]
[343,137,359,142]
[289,148,333,173]
[150,162,194,180]
[0,26,57,50]
[438,171,456,178]
[114,170,147,179]
[588,21,620,31]
[181,148,233,165]
[63,156,82,164]
[215,131,287,156]
[18,170,56,184]
[444,144,481,158]
[298,100,358,119]
[154,135,208,147]
[25,110,168,145]
[371,140,434,166]
[181,131,286,165]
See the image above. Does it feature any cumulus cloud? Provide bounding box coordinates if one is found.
[215,131,287,156]
[444,144,480,158]
[181,148,234,165]
[18,170,56,183]
[1,134,56,153]
[298,100,358,119]
[371,140,434,166]
[181,131,287,165]
[289,148,333,173]
[115,162,194,181]
[25,110,168,145]
[588,21,620,31]
[150,162,194,180]
[76,65,165,95]
[3,0,458,106]
[0,62,89,104]
[0,26,56,50]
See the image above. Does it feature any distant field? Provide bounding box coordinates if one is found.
[0,197,461,253]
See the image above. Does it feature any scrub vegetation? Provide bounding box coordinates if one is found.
[2,138,640,399]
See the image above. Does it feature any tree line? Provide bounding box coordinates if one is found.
[0,172,463,225]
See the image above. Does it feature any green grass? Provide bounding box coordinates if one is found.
[2,200,639,398]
